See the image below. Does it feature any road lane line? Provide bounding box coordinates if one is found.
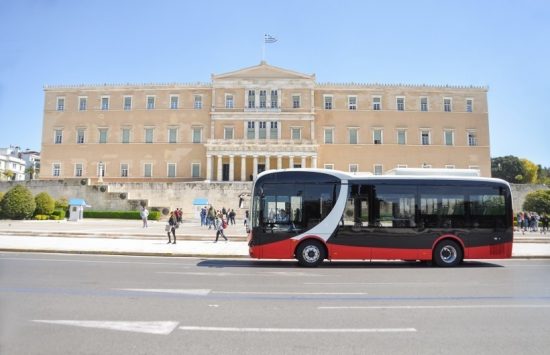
[318,304,550,310]
[118,288,211,295]
[33,320,179,335]
[212,291,368,295]
[179,326,416,333]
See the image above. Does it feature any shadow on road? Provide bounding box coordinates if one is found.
[197,259,504,269]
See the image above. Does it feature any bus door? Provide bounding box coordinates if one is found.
[369,184,420,260]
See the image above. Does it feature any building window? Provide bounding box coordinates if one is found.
[348,96,357,110]
[56,97,65,111]
[247,121,255,139]
[421,130,431,145]
[52,163,60,177]
[444,130,454,146]
[79,97,87,111]
[123,96,132,111]
[101,96,110,110]
[466,98,473,113]
[420,97,428,112]
[54,129,63,144]
[167,163,176,178]
[224,127,234,140]
[270,90,278,108]
[373,129,383,144]
[349,164,358,173]
[292,95,301,109]
[259,90,267,108]
[324,128,334,144]
[145,128,154,144]
[372,96,381,110]
[146,96,155,110]
[144,163,152,178]
[374,164,383,175]
[194,95,202,109]
[270,122,278,139]
[291,127,301,140]
[120,164,129,177]
[168,128,178,144]
[349,128,358,144]
[75,163,83,177]
[324,164,334,170]
[99,128,108,144]
[259,121,267,139]
[191,163,200,178]
[77,129,85,144]
[170,95,179,109]
[324,95,333,110]
[192,127,202,143]
[122,128,131,144]
[468,131,478,146]
[397,130,407,145]
[444,97,452,112]
[225,94,234,109]
[248,90,255,108]
[396,97,405,111]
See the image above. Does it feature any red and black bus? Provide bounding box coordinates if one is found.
[248,169,513,267]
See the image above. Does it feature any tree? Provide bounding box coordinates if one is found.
[35,192,55,215]
[0,185,36,219]
[2,170,15,181]
[536,165,550,185]
[520,159,538,183]
[25,166,36,180]
[491,156,525,183]
[523,190,550,214]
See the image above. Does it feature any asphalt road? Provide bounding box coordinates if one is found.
[1,253,549,355]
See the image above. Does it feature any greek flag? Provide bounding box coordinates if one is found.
[264,34,277,43]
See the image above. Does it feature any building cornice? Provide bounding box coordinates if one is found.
[316,82,488,91]
[44,83,212,91]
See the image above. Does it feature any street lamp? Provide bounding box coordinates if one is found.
[98,161,104,184]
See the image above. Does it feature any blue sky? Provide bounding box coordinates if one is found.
[1,0,549,166]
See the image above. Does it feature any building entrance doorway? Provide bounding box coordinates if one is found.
[222,164,229,181]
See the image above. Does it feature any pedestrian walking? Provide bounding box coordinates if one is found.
[541,214,549,235]
[214,213,228,243]
[166,211,177,244]
[200,207,207,226]
[207,206,215,229]
[229,209,236,225]
[244,210,250,231]
[140,206,149,228]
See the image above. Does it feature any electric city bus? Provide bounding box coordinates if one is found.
[248,168,513,267]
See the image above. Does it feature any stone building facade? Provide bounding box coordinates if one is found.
[40,62,490,182]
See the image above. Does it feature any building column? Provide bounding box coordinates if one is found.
[206,155,212,181]
[289,156,295,169]
[253,155,259,179]
[277,155,282,169]
[217,155,223,182]
[301,156,307,168]
[265,155,270,170]
[241,155,247,181]
[312,155,318,168]
[229,155,235,182]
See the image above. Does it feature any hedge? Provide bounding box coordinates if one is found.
[83,210,161,221]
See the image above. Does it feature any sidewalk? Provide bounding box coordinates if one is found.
[0,219,549,258]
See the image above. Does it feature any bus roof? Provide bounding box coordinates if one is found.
[255,168,510,187]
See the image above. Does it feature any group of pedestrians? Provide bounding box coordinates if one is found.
[517,211,549,234]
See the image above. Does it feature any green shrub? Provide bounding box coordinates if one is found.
[523,190,550,214]
[83,210,161,221]
[0,185,36,219]
[34,214,50,220]
[51,209,66,219]
[55,197,69,210]
[35,192,55,215]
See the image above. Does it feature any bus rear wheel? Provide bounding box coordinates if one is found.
[296,240,326,267]
[433,240,463,267]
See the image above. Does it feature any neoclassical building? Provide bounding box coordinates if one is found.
[40,62,490,182]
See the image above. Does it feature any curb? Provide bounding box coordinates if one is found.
[0,248,249,258]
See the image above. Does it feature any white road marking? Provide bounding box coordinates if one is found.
[179,326,416,333]
[305,282,480,286]
[33,320,179,335]
[118,288,211,296]
[318,304,550,310]
[212,291,368,296]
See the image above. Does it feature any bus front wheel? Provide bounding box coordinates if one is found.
[433,240,463,267]
[296,240,326,267]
